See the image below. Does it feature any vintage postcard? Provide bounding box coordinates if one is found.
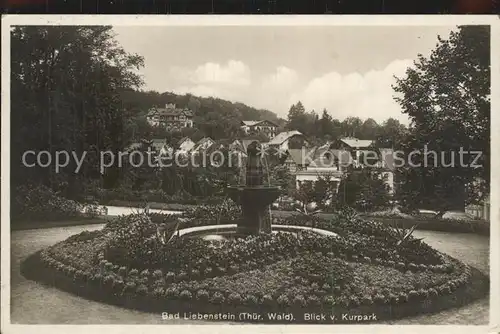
[1,15,498,334]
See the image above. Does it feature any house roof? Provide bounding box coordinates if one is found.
[178,137,192,145]
[192,137,215,152]
[304,147,354,167]
[340,137,374,148]
[126,142,142,151]
[268,130,304,145]
[241,120,278,127]
[210,139,233,151]
[196,137,214,145]
[229,139,243,150]
[242,121,259,126]
[126,139,168,152]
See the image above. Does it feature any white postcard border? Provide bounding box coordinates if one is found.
[1,14,499,334]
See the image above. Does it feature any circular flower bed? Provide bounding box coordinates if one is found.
[21,211,489,323]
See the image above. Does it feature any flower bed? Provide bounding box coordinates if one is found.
[12,184,108,223]
[88,188,225,206]
[21,209,489,323]
[360,216,490,236]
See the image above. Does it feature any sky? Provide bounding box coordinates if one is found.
[113,25,457,124]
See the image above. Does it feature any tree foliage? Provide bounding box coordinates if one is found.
[292,175,338,208]
[120,90,281,141]
[336,169,391,211]
[11,26,144,197]
[393,25,490,213]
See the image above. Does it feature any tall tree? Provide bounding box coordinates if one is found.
[360,118,379,140]
[341,117,363,138]
[318,109,333,138]
[336,169,391,211]
[393,25,490,213]
[11,26,144,196]
[376,118,408,149]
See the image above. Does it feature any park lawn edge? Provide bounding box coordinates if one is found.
[11,216,111,231]
[20,249,489,324]
[12,206,490,235]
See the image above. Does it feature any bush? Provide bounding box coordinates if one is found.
[12,184,84,221]
[181,199,241,226]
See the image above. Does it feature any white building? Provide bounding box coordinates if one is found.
[267,130,308,151]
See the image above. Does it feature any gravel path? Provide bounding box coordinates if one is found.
[10,225,489,324]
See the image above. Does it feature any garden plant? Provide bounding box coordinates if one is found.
[21,203,489,323]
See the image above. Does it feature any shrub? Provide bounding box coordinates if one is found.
[153,287,165,298]
[408,290,419,301]
[136,284,148,296]
[277,295,291,307]
[349,296,361,307]
[388,293,399,304]
[123,282,137,294]
[179,290,193,301]
[165,287,179,299]
[323,295,336,307]
[228,293,243,305]
[12,184,84,221]
[210,292,225,304]
[292,295,307,307]
[244,294,259,306]
[112,280,125,294]
[306,295,321,307]
[361,295,373,305]
[102,275,114,289]
[373,294,385,304]
[428,288,438,298]
[196,289,210,302]
[262,294,274,307]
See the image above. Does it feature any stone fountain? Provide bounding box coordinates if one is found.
[176,141,337,240]
[226,141,281,235]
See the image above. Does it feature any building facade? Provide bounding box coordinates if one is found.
[241,120,279,139]
[267,130,308,152]
[147,104,194,129]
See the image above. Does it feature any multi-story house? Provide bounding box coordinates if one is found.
[330,137,375,167]
[146,103,194,129]
[289,139,395,194]
[241,120,279,139]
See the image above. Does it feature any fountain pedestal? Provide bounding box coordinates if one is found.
[226,141,281,235]
[227,186,281,235]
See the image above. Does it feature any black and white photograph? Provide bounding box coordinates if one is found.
[1,15,498,333]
